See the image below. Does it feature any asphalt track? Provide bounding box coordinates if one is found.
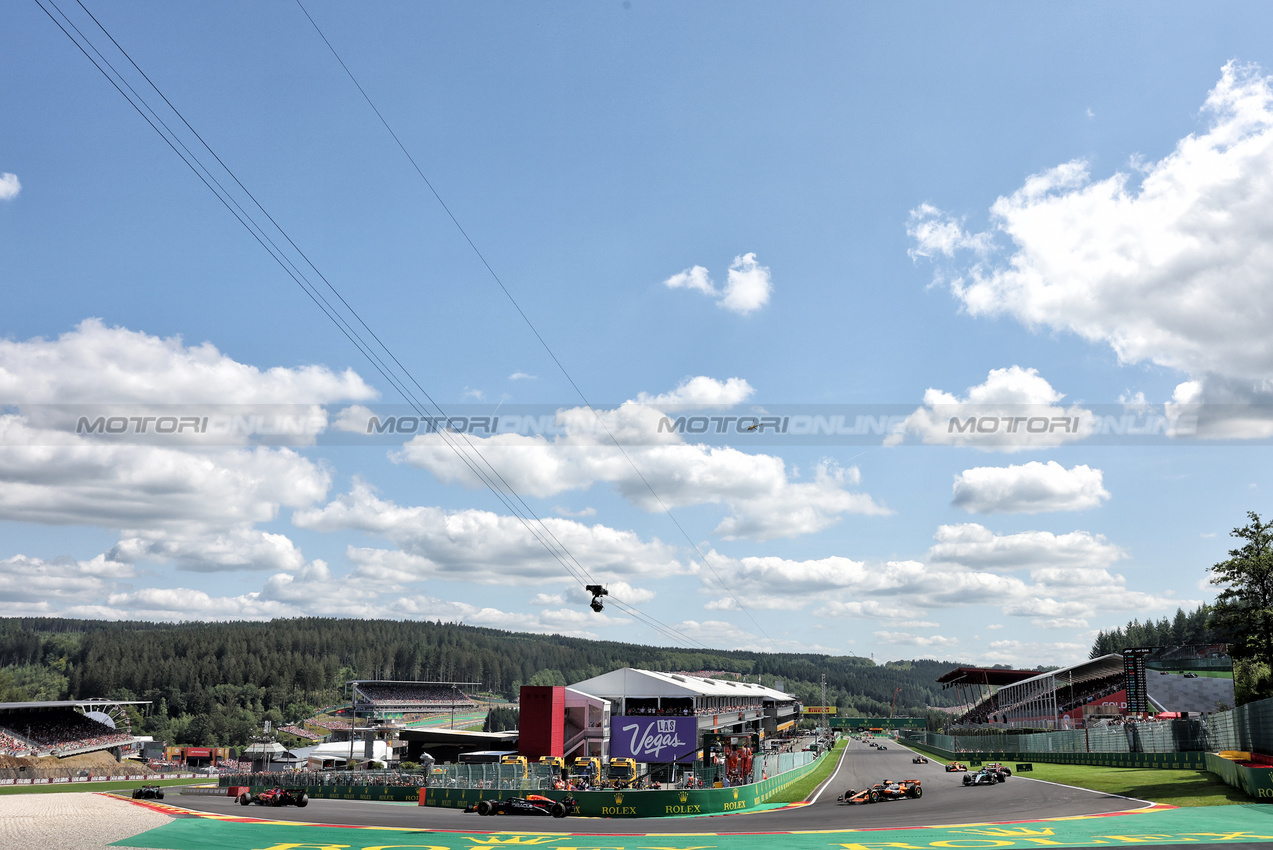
[173,738,1145,833]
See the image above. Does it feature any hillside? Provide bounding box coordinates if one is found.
[0,617,976,747]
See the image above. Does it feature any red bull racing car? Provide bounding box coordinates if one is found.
[466,794,578,818]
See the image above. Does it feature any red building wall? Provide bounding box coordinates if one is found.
[518,685,565,758]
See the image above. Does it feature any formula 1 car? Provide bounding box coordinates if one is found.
[983,762,1012,777]
[963,769,1005,786]
[131,785,164,800]
[238,788,309,807]
[912,755,929,764]
[944,761,968,772]
[837,779,922,804]
[467,795,578,818]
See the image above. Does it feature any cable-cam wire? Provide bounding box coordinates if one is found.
[296,0,778,652]
[39,0,705,650]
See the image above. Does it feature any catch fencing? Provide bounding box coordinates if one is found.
[221,750,816,794]
[915,694,1273,757]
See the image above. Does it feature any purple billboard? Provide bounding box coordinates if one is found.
[610,716,698,763]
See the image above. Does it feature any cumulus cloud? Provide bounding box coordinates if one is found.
[951,461,1110,514]
[397,376,887,541]
[874,631,958,647]
[294,480,688,586]
[887,366,1091,450]
[0,553,133,615]
[0,320,383,571]
[695,529,1176,628]
[907,203,993,259]
[0,318,374,408]
[0,173,19,201]
[911,63,1273,419]
[927,523,1125,572]
[663,254,772,315]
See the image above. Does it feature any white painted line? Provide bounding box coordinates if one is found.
[807,741,851,804]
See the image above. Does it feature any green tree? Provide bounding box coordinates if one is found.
[1210,511,1273,701]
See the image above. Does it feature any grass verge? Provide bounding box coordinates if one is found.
[900,741,1251,807]
[766,738,847,804]
[0,776,198,795]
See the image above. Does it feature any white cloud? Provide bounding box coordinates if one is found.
[636,376,755,408]
[951,461,1110,514]
[397,377,886,541]
[907,203,993,259]
[663,264,716,295]
[294,480,689,586]
[0,318,375,408]
[0,554,133,614]
[927,523,1125,572]
[0,173,19,201]
[553,505,596,518]
[874,631,958,647]
[663,254,772,315]
[509,372,536,381]
[912,63,1273,412]
[0,320,385,571]
[887,366,1091,450]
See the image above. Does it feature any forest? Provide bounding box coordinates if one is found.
[0,616,973,746]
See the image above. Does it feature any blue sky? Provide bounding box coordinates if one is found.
[4,1,1273,667]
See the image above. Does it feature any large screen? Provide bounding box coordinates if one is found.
[609,716,698,763]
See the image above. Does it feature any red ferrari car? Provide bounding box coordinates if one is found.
[238,787,309,807]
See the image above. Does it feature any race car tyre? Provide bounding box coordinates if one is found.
[1002,768,1012,776]
[156,791,164,800]
[910,785,922,798]
[962,776,972,786]
[132,790,141,799]
[296,793,308,807]
[238,794,251,806]
[868,789,880,803]
[551,802,566,818]
[476,800,493,816]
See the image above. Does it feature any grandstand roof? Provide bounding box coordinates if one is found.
[348,680,480,686]
[0,699,151,713]
[1006,654,1124,689]
[935,667,1038,688]
[569,668,796,701]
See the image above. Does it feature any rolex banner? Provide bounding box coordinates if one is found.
[610,716,699,763]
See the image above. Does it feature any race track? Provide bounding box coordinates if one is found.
[174,738,1146,833]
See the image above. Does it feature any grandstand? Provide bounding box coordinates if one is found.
[0,700,150,758]
[935,667,1038,726]
[350,680,478,720]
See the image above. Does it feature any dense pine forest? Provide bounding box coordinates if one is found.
[0,617,972,747]
[1088,605,1224,657]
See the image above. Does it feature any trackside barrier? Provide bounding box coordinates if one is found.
[913,743,1208,770]
[415,753,823,818]
[1206,752,1273,801]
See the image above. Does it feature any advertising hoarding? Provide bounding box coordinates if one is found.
[609,717,698,763]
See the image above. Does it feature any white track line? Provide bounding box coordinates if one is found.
[895,741,1157,810]
[807,741,851,804]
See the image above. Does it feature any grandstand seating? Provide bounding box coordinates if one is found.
[352,682,476,709]
[0,710,132,756]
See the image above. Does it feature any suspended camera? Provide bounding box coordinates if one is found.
[586,584,608,613]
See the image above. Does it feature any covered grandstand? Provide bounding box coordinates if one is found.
[936,666,1038,726]
[349,680,477,720]
[992,654,1125,729]
[0,699,150,758]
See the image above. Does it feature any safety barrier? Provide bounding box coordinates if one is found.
[909,740,1207,770]
[417,752,824,817]
[1206,752,1273,800]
